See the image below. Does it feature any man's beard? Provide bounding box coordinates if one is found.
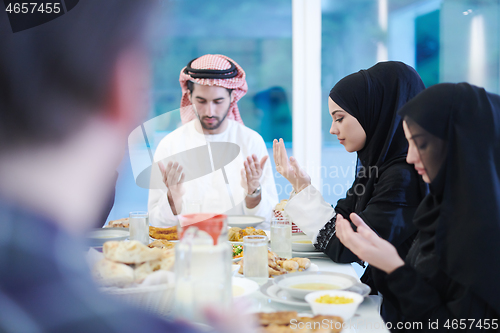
[199,106,230,130]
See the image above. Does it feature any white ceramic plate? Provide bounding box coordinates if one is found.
[232,277,259,298]
[260,281,311,307]
[292,250,329,259]
[274,271,359,300]
[87,228,129,247]
[260,280,371,308]
[149,237,178,243]
[227,215,265,228]
[232,257,242,263]
[235,263,319,277]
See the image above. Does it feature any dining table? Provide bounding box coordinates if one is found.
[244,258,390,333]
[95,219,390,332]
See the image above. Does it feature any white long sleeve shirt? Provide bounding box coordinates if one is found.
[148,119,278,229]
[285,185,335,242]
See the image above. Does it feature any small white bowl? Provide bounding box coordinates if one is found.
[305,290,364,320]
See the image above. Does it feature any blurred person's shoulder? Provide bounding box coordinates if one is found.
[0,199,200,333]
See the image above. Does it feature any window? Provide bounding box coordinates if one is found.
[320,0,500,205]
[107,0,293,222]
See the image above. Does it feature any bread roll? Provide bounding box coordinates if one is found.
[148,239,175,250]
[290,257,311,270]
[105,217,129,228]
[134,252,175,282]
[103,240,163,264]
[228,227,242,241]
[281,260,299,272]
[92,258,134,287]
[274,199,288,212]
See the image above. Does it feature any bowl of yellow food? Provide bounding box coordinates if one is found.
[305,290,363,320]
[291,234,317,252]
[274,271,358,300]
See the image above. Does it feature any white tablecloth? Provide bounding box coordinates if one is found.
[246,258,390,333]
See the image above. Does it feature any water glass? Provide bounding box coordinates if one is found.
[129,211,149,245]
[271,217,292,259]
[243,235,268,285]
[174,214,232,323]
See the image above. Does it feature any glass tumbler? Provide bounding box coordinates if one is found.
[129,211,149,245]
[270,217,292,259]
[243,235,268,285]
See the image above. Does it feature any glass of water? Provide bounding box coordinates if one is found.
[271,217,292,259]
[243,235,268,285]
[129,211,149,245]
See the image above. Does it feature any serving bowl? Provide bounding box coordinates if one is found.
[273,271,358,300]
[305,290,363,320]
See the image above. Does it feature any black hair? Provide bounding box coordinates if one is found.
[0,0,155,150]
[186,80,233,96]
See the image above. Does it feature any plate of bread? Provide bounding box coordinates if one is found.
[91,240,175,287]
[105,217,129,229]
[149,226,179,241]
[255,311,344,333]
[236,250,316,278]
[228,226,268,244]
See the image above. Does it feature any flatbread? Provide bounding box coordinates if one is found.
[149,226,178,240]
[92,258,134,287]
[103,240,163,264]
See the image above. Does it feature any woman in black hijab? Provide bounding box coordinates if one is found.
[337,82,500,330]
[273,61,427,323]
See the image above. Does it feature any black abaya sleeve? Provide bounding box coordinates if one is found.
[385,265,499,332]
[320,162,420,264]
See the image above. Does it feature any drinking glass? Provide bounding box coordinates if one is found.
[243,235,268,285]
[270,217,292,259]
[174,214,232,323]
[129,211,149,245]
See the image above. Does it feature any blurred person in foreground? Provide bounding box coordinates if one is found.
[0,2,252,332]
[148,54,278,228]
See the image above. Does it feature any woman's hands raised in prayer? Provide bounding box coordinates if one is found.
[272,138,311,193]
[336,213,405,274]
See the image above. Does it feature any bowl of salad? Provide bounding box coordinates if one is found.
[232,244,243,262]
